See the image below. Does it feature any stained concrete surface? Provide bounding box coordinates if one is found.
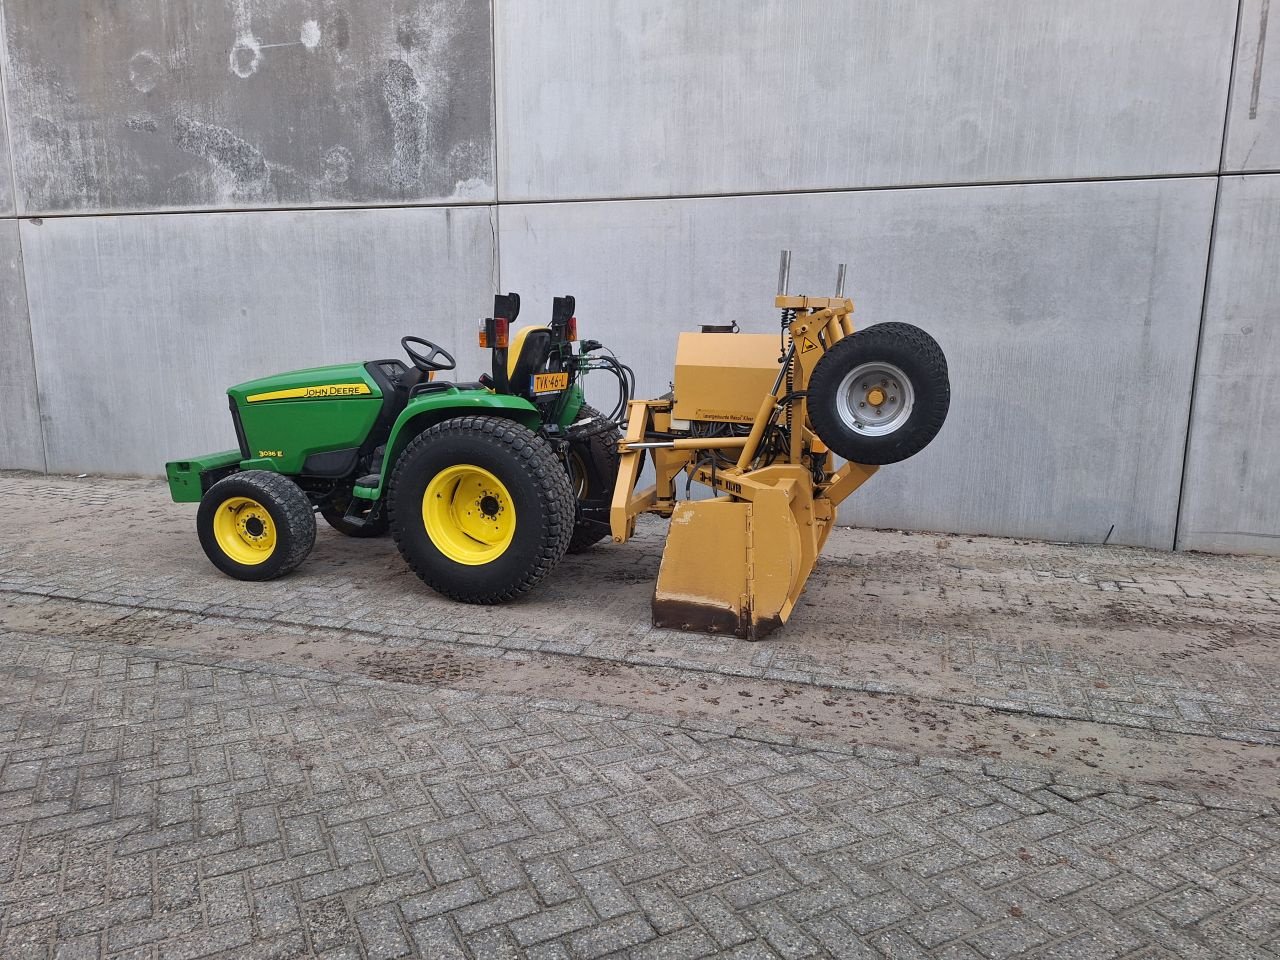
[0,220,41,472]
[497,0,1236,201]
[18,205,497,475]
[1178,174,1280,555]
[1225,0,1280,172]
[501,178,1217,549]
[0,0,494,214]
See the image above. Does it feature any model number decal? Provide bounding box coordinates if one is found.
[258,450,283,458]
[246,383,372,403]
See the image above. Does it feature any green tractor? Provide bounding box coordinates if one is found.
[166,294,631,602]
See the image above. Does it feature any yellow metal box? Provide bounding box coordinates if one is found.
[672,333,780,423]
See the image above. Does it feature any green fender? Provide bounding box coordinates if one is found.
[555,383,585,427]
[353,387,543,499]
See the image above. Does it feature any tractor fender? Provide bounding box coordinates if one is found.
[359,390,542,498]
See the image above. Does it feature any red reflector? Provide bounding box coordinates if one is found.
[494,317,509,349]
[566,316,577,342]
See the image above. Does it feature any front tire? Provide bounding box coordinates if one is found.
[388,416,574,603]
[197,471,316,581]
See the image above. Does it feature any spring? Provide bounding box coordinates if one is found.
[777,306,797,451]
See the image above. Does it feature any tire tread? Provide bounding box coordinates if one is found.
[197,470,316,581]
[807,321,950,465]
[388,415,574,603]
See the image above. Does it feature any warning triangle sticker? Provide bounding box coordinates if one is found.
[799,337,819,354]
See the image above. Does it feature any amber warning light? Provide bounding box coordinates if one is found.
[478,316,509,349]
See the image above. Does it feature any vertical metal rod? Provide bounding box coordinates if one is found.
[776,249,791,296]
[835,263,847,297]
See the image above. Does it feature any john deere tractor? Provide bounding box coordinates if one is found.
[166,294,631,601]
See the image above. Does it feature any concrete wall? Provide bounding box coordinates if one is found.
[0,0,1276,555]
[501,179,1215,548]
[20,207,495,475]
[1178,175,1280,555]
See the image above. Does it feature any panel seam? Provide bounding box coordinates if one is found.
[1173,0,1247,549]
[0,170,1238,223]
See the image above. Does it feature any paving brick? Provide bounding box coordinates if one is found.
[686,893,755,948]
[253,884,303,937]
[304,896,355,954]
[400,879,486,921]
[508,900,598,946]
[564,912,656,958]
[451,889,541,935]
[354,905,412,960]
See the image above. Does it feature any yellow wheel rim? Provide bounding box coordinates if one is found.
[423,464,516,565]
[211,496,278,566]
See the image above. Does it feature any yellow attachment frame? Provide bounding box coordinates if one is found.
[609,291,877,639]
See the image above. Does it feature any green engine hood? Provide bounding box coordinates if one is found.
[228,362,382,404]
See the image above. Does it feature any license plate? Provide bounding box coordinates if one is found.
[532,372,569,394]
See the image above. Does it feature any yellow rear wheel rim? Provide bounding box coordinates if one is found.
[423,465,516,565]
[212,496,277,566]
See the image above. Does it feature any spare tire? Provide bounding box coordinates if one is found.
[807,322,949,465]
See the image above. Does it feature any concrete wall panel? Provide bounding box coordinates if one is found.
[496,0,1236,201]
[20,205,496,475]
[500,179,1216,547]
[1178,174,1280,555]
[1,0,494,214]
[0,219,42,470]
[1225,0,1280,172]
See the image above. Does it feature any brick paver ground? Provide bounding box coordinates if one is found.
[1,631,1278,960]
[0,474,1276,747]
[0,472,1278,958]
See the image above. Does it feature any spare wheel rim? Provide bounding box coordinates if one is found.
[834,361,915,437]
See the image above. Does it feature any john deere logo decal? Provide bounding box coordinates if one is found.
[303,384,366,398]
[246,383,372,403]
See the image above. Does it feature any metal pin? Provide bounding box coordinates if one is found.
[777,250,791,296]
[835,263,847,297]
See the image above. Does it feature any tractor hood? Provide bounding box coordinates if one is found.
[227,362,382,405]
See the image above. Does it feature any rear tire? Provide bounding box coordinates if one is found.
[197,471,316,581]
[566,403,620,553]
[807,322,949,464]
[388,416,574,603]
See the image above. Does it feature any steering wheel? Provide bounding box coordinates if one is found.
[401,336,456,373]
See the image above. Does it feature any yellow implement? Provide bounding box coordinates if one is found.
[610,252,949,639]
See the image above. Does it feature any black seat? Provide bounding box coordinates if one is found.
[507,328,552,400]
